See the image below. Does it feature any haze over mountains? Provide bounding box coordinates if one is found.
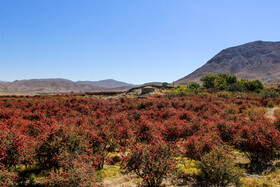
[0,79,134,94]
[176,41,280,85]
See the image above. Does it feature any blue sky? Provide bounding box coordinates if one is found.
[1,0,280,84]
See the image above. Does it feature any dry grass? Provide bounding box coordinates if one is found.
[273,108,280,119]
[243,106,267,117]
[240,168,280,187]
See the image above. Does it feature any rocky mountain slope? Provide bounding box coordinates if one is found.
[176,41,280,85]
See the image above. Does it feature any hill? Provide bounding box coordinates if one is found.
[0,78,135,94]
[176,41,280,85]
[77,79,134,88]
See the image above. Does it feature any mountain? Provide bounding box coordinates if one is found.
[77,79,134,88]
[176,41,280,85]
[1,79,104,93]
[143,82,164,86]
[0,78,135,94]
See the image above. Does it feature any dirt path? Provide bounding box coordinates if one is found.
[103,175,139,187]
[266,107,279,120]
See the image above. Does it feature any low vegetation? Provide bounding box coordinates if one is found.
[201,73,264,91]
[198,146,243,186]
[0,74,280,186]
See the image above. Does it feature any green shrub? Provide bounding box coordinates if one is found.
[198,147,243,187]
[264,90,279,98]
[266,101,274,108]
[188,82,200,90]
[226,82,244,92]
[177,84,186,91]
[199,92,212,97]
[214,76,227,90]
[201,73,216,89]
[217,91,232,98]
[246,80,265,91]
[200,73,265,92]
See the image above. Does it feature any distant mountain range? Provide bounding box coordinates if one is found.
[3,40,280,94]
[176,41,280,85]
[0,79,135,94]
[77,79,134,88]
[143,82,165,86]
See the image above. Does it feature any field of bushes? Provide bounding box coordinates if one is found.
[1,91,280,186]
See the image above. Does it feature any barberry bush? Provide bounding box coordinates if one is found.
[122,143,177,186]
[183,131,224,160]
[234,120,280,164]
[45,156,98,187]
[0,93,279,185]
[198,146,243,186]
[0,164,17,187]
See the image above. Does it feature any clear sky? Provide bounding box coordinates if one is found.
[1,0,280,84]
